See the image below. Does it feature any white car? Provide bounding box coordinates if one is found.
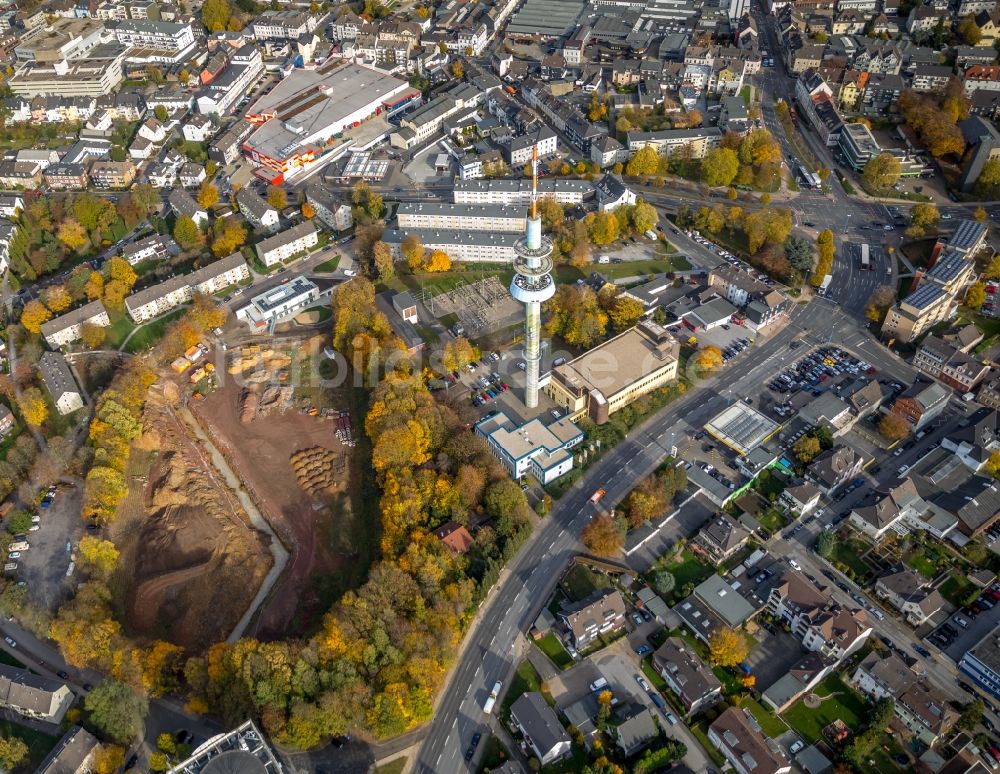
[790,740,805,754]
[3,637,14,648]
[789,559,801,571]
[344,269,357,277]
[7,553,18,560]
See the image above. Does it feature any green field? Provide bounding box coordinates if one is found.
[314,256,342,272]
[0,720,59,773]
[105,311,137,350]
[743,697,788,738]
[829,536,874,580]
[500,660,545,719]
[123,308,187,353]
[535,633,573,670]
[560,564,603,602]
[782,674,867,744]
[375,759,406,774]
[940,573,976,606]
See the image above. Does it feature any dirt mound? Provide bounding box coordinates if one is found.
[123,393,273,651]
[290,446,345,496]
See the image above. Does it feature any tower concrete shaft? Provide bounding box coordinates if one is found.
[509,147,555,409]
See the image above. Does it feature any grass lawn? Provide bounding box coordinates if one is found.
[782,674,868,745]
[743,697,789,738]
[905,551,938,579]
[535,633,573,670]
[713,666,746,697]
[0,720,59,773]
[829,537,873,580]
[385,265,516,298]
[940,573,977,607]
[540,743,590,774]
[302,305,332,323]
[642,657,668,692]
[123,308,187,353]
[663,550,715,591]
[690,721,728,767]
[857,733,913,774]
[105,311,137,350]
[561,564,603,602]
[555,256,688,285]
[314,256,342,272]
[500,660,545,720]
[757,508,789,533]
[375,759,406,774]
[0,650,25,668]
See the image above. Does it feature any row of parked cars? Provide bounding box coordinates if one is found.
[721,338,751,362]
[686,231,779,287]
[768,347,875,397]
[471,371,510,407]
[931,584,1000,649]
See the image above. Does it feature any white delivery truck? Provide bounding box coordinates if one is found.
[483,681,502,714]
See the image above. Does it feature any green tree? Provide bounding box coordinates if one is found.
[958,14,983,45]
[956,700,985,732]
[784,235,813,272]
[154,105,169,122]
[976,158,1000,198]
[201,0,234,31]
[702,147,740,187]
[652,570,676,596]
[907,202,940,238]
[815,529,834,558]
[862,152,901,191]
[84,681,149,744]
[173,215,201,249]
[5,511,32,535]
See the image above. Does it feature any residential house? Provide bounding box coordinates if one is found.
[182,114,215,142]
[432,521,474,554]
[652,636,723,714]
[611,704,658,757]
[0,664,74,722]
[38,352,83,415]
[781,482,822,515]
[122,234,179,267]
[767,571,871,660]
[43,163,89,190]
[168,188,208,228]
[708,707,791,774]
[973,10,1000,46]
[36,727,100,774]
[255,221,318,267]
[674,573,758,643]
[0,405,14,439]
[808,445,865,496]
[895,682,957,746]
[178,163,206,189]
[236,186,280,233]
[874,564,945,626]
[558,588,626,649]
[692,515,751,562]
[89,161,135,189]
[889,379,950,430]
[509,693,571,766]
[594,174,636,212]
[39,300,110,349]
[850,648,922,700]
[304,183,353,232]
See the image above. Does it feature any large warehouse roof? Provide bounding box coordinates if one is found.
[506,0,587,37]
[704,403,780,456]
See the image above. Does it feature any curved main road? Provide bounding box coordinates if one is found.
[414,297,859,772]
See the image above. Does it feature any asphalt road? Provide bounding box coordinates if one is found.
[415,297,861,772]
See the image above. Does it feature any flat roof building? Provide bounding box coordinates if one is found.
[546,320,680,424]
[395,202,526,233]
[167,720,284,774]
[704,403,780,456]
[381,227,521,263]
[475,410,583,484]
[236,275,323,331]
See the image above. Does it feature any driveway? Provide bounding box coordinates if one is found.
[17,483,86,612]
[743,627,804,693]
[591,646,714,773]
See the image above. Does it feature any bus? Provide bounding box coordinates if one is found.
[860,244,871,271]
[819,274,833,294]
[797,164,821,190]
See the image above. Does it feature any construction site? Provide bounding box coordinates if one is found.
[191,334,370,639]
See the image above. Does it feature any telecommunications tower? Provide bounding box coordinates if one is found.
[510,147,555,409]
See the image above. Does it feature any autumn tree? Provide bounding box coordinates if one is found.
[43,285,72,313]
[702,147,740,187]
[958,14,982,45]
[582,514,624,556]
[976,158,1000,198]
[879,413,911,441]
[708,626,750,667]
[793,434,821,463]
[626,146,660,176]
[18,387,49,427]
[197,181,220,210]
[862,153,901,191]
[0,737,27,770]
[78,536,120,580]
[605,294,645,332]
[864,285,896,322]
[372,240,395,281]
[401,234,426,271]
[106,257,138,291]
[691,345,723,373]
[84,680,148,744]
[811,229,835,286]
[631,199,657,234]
[58,218,89,251]
[451,60,464,78]
[907,203,940,238]
[590,211,620,246]
[623,476,668,528]
[92,745,125,774]
[544,285,608,348]
[266,185,288,210]
[423,249,452,273]
[80,322,107,349]
[201,0,235,32]
[85,271,105,301]
[211,217,247,257]
[20,299,52,334]
[173,215,202,249]
[967,280,988,311]
[442,337,476,373]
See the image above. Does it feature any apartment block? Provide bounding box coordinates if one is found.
[39,300,110,349]
[125,253,249,323]
[254,221,317,267]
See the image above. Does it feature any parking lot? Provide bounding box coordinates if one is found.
[743,626,806,694]
[685,229,780,288]
[933,582,1000,662]
[16,483,87,612]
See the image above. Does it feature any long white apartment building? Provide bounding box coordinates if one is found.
[250,10,318,40]
[255,221,318,267]
[396,202,526,233]
[453,178,593,206]
[111,21,195,53]
[196,45,264,115]
[381,227,520,263]
[10,50,126,97]
[125,253,249,323]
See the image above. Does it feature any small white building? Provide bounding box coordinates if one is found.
[475,410,583,484]
[236,274,324,330]
[236,186,280,233]
[38,352,83,415]
[182,114,215,143]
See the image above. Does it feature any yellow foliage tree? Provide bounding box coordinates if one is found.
[102,279,129,312]
[266,185,288,210]
[20,299,52,334]
[692,345,723,372]
[708,626,750,667]
[78,536,120,579]
[106,257,138,291]
[85,271,105,301]
[43,285,72,313]
[197,181,220,210]
[58,218,89,251]
[18,387,49,427]
[442,337,476,372]
[581,514,624,556]
[423,249,452,273]
[92,745,125,774]
[81,322,107,349]
[301,201,316,219]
